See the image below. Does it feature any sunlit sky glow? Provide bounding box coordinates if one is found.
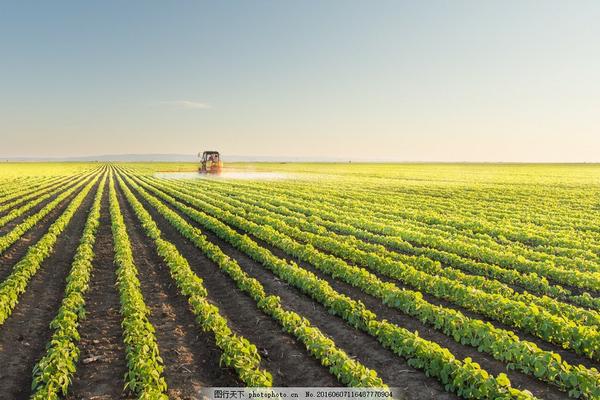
[1,1,599,161]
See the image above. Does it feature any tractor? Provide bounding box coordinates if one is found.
[199,151,223,174]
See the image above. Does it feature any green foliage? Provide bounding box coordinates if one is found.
[108,173,168,399]
[174,180,600,331]
[0,174,100,326]
[30,172,107,399]
[116,173,273,387]
[129,173,538,400]
[0,175,71,215]
[0,170,99,255]
[1,162,598,399]
[138,174,600,399]
[119,172,384,387]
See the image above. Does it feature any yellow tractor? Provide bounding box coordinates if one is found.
[199,151,222,174]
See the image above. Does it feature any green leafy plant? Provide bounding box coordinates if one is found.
[108,173,168,398]
[30,172,107,399]
[119,172,384,388]
[126,172,538,400]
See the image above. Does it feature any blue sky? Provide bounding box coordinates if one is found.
[1,1,599,161]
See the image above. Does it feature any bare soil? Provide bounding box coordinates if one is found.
[121,179,460,400]
[0,173,591,400]
[116,179,341,389]
[68,183,130,400]
[116,183,242,398]
[0,177,92,282]
[0,180,96,399]
[147,181,578,400]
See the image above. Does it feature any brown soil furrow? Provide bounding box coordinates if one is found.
[279,225,600,370]
[146,181,573,400]
[247,233,571,400]
[121,179,455,399]
[115,184,242,399]
[0,179,91,281]
[0,181,97,399]
[117,177,341,388]
[68,184,129,400]
[190,191,600,371]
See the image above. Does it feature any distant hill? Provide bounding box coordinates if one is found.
[0,154,355,162]
[0,154,195,162]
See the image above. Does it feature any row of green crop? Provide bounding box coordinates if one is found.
[0,172,95,255]
[200,178,600,277]
[342,197,600,273]
[122,172,537,400]
[135,175,600,399]
[349,189,600,258]
[30,173,107,399]
[0,174,99,326]
[149,176,600,360]
[325,183,599,258]
[249,177,600,259]
[342,185,600,269]
[0,176,55,201]
[195,180,600,311]
[107,174,168,398]
[318,181,591,238]
[312,220,599,310]
[198,178,600,292]
[181,176,594,258]
[0,175,70,212]
[0,165,103,204]
[118,172,386,387]
[191,181,566,296]
[0,172,88,229]
[114,172,273,386]
[185,183,600,330]
[325,202,600,291]
[0,176,26,191]
[0,169,103,210]
[0,174,74,211]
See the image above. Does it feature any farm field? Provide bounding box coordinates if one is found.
[0,162,599,399]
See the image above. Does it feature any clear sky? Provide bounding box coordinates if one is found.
[1,1,599,161]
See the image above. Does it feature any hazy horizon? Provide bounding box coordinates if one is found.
[2,1,599,162]
[3,153,600,164]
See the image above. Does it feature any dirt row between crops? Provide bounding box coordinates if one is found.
[174,180,600,372]
[0,175,94,282]
[67,182,129,400]
[0,178,98,399]
[116,183,244,398]
[118,176,455,400]
[0,174,85,223]
[198,183,600,299]
[131,177,576,400]
[291,233,600,372]
[0,178,72,216]
[115,179,343,391]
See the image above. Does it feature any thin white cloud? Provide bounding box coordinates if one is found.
[159,100,212,110]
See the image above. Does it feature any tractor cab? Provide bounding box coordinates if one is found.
[199,151,223,174]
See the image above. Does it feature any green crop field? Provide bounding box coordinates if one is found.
[0,162,599,399]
